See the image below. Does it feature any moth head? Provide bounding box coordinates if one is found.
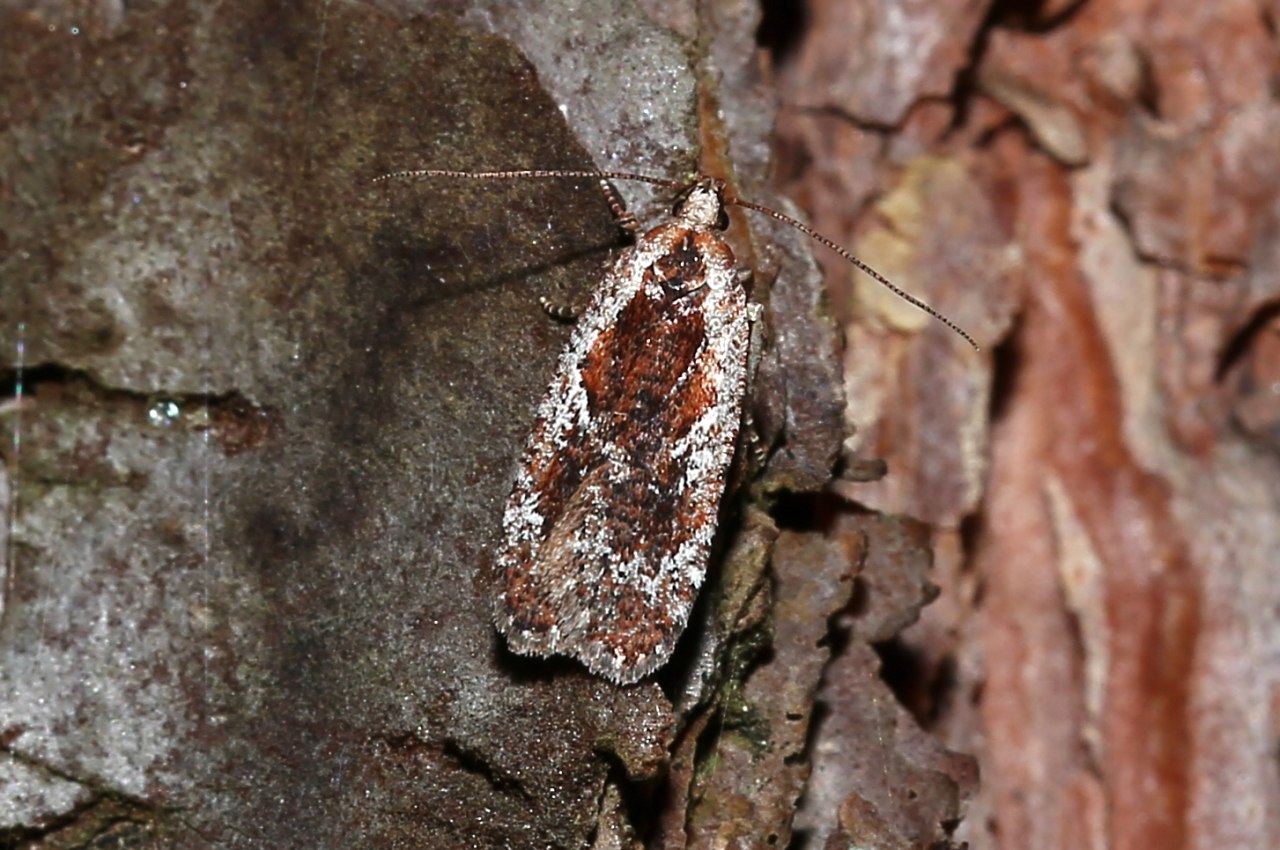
[672,177,729,231]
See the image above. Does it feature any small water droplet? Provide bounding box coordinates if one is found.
[147,398,181,427]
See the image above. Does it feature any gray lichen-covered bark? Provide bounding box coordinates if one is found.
[0,2,973,849]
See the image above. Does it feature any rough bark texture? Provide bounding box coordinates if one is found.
[771,2,1280,850]
[2,1,1275,850]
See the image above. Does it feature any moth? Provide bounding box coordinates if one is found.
[376,168,976,684]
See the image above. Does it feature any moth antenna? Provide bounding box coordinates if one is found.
[372,168,686,192]
[374,168,979,351]
[730,197,980,352]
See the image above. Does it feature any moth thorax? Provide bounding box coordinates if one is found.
[674,178,728,230]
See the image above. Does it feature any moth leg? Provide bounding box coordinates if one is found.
[541,181,636,322]
[742,409,771,469]
[598,179,639,236]
[539,284,580,322]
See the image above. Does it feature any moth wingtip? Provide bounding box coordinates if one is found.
[575,638,676,687]
[492,600,678,686]
[492,605,551,656]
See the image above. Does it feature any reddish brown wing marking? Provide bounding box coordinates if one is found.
[494,216,749,684]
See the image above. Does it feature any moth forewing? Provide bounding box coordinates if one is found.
[491,177,753,684]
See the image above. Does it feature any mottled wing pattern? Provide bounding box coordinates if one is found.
[494,215,750,684]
